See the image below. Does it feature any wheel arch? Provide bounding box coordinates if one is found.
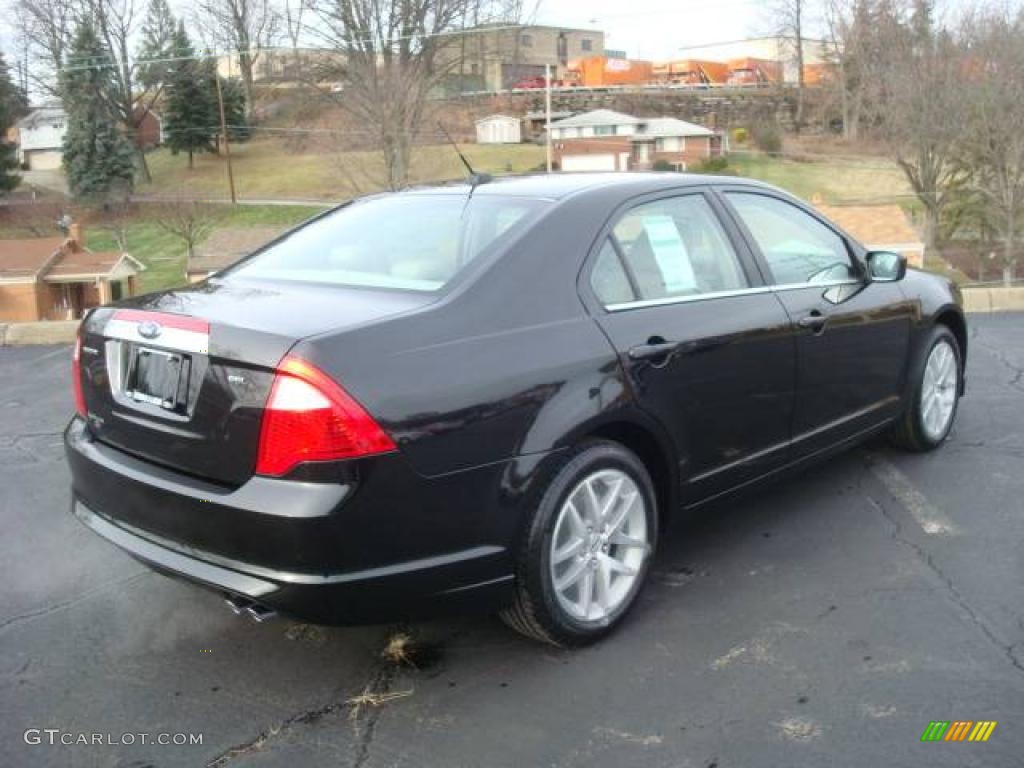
[933,306,968,363]
[932,306,968,394]
[581,418,679,529]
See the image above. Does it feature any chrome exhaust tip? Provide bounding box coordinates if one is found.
[245,604,277,623]
[224,595,254,615]
[224,594,276,622]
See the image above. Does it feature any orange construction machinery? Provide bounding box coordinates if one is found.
[652,59,729,86]
[725,57,783,86]
[801,63,831,86]
[564,56,654,88]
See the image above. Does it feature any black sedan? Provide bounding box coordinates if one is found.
[66,173,967,646]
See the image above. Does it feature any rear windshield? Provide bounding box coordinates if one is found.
[226,194,547,291]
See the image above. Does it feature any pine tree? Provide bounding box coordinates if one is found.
[137,0,178,91]
[61,20,135,202]
[0,53,25,194]
[162,21,219,167]
[219,77,251,143]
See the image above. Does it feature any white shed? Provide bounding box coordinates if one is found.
[475,115,521,145]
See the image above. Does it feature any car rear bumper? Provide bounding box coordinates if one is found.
[65,418,521,624]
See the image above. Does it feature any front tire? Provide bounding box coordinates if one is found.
[890,325,962,452]
[500,440,658,647]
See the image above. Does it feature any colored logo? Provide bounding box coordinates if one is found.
[921,721,997,742]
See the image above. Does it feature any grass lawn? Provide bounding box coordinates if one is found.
[140,141,546,200]
[725,151,912,204]
[86,204,325,293]
[141,140,911,206]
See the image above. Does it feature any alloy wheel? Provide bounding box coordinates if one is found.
[920,339,958,442]
[549,468,650,623]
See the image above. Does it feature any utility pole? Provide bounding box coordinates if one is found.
[545,63,553,173]
[214,73,238,205]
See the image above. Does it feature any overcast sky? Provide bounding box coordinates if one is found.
[533,0,772,59]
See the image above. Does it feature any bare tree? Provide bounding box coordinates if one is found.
[961,9,1024,285]
[885,3,970,258]
[823,0,907,141]
[18,0,173,182]
[772,0,806,131]
[308,0,520,190]
[283,0,307,55]
[197,0,280,118]
[152,199,223,259]
[13,0,76,96]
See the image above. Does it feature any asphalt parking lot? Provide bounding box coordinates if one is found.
[2,313,1023,768]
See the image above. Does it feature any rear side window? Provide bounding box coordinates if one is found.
[227,194,547,291]
[725,192,855,285]
[591,194,748,306]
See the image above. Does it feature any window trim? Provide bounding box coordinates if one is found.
[579,187,766,312]
[713,187,867,287]
[603,278,863,313]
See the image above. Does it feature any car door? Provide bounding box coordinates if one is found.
[719,189,914,455]
[585,189,798,504]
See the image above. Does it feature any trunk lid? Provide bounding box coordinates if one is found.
[79,277,431,486]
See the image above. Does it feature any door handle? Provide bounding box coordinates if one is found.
[628,338,678,360]
[797,310,827,333]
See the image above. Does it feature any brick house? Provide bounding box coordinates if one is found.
[550,110,724,172]
[0,226,145,322]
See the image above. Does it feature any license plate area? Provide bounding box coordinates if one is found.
[125,347,190,412]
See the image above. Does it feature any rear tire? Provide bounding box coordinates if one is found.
[500,440,658,647]
[890,325,962,452]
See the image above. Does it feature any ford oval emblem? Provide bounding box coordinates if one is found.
[138,320,162,339]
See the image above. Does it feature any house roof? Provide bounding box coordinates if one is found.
[188,227,287,275]
[16,105,67,131]
[475,114,519,124]
[814,203,923,249]
[635,117,714,139]
[0,238,65,280]
[550,109,641,128]
[0,236,143,283]
[46,250,146,281]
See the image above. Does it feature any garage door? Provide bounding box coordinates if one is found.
[26,150,63,171]
[561,154,617,172]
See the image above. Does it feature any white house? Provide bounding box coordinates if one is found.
[475,114,522,144]
[16,105,67,171]
[549,110,724,172]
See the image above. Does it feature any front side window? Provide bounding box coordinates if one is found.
[227,195,546,292]
[591,194,748,305]
[581,38,593,52]
[725,192,855,285]
[593,125,616,136]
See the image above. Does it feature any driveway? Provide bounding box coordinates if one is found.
[2,314,1023,767]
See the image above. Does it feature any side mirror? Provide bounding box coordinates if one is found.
[866,251,907,282]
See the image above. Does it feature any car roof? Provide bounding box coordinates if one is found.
[402,172,772,200]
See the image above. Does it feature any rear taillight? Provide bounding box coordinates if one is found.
[255,356,396,477]
[72,330,86,418]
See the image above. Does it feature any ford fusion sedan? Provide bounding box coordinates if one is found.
[66,173,967,646]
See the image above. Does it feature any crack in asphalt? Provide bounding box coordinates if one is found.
[0,571,150,635]
[206,639,401,768]
[350,663,398,768]
[861,465,1024,677]
[972,333,1024,394]
[206,699,346,767]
